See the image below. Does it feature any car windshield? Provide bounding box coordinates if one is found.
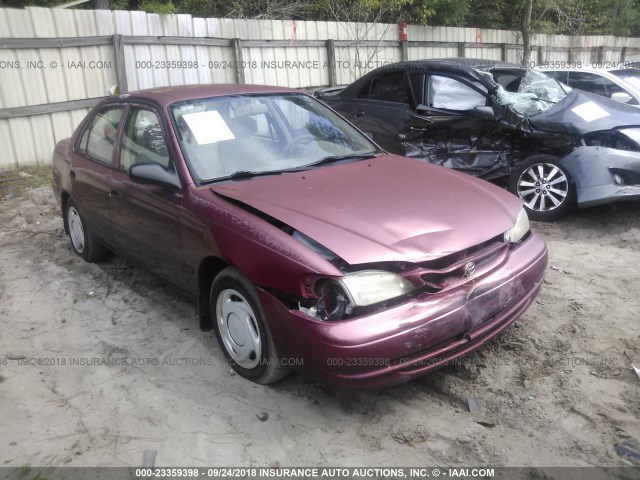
[488,69,567,117]
[170,93,378,183]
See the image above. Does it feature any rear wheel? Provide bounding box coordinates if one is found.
[64,199,108,262]
[210,267,289,384]
[509,155,574,221]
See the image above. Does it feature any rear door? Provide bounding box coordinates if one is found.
[108,104,188,285]
[70,105,125,245]
[340,69,415,154]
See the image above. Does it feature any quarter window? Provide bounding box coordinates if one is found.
[120,108,170,171]
[360,71,410,104]
[78,106,124,165]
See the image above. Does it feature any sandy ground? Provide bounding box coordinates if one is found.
[1,185,639,469]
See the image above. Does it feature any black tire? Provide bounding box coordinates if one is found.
[210,267,289,385]
[508,155,574,221]
[64,199,109,262]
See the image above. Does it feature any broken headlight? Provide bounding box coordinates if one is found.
[313,270,416,320]
[504,207,530,244]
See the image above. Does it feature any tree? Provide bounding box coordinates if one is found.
[177,0,318,19]
[322,0,411,79]
[522,0,533,67]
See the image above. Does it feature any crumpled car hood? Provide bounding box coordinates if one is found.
[530,90,640,135]
[211,155,521,265]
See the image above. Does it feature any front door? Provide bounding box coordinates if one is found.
[404,72,509,178]
[108,105,188,285]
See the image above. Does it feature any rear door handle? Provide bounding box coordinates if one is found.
[352,109,366,117]
[70,170,76,179]
[108,190,120,198]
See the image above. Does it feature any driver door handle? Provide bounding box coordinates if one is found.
[352,109,366,117]
[108,190,120,198]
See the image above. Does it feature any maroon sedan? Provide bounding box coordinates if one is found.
[52,84,547,389]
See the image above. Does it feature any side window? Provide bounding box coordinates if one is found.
[78,106,124,165]
[428,75,488,111]
[568,71,637,104]
[567,72,608,96]
[359,71,410,104]
[120,108,170,172]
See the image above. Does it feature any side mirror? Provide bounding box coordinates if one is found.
[473,106,496,121]
[129,162,181,190]
[611,92,633,104]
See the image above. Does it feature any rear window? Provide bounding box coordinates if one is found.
[78,106,124,166]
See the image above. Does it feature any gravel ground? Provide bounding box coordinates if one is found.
[0,184,639,470]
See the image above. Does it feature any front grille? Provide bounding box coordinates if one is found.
[406,235,509,294]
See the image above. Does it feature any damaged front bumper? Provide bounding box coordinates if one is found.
[560,146,640,207]
[259,232,548,389]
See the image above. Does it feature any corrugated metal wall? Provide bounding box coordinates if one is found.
[2,6,640,167]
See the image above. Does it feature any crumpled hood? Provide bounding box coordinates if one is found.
[531,90,640,135]
[211,155,521,264]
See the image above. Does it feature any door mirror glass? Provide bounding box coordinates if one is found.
[611,91,633,104]
[129,162,181,190]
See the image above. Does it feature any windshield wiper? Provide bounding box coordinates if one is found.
[302,151,379,168]
[201,152,380,184]
[201,169,291,184]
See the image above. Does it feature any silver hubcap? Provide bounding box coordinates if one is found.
[68,206,85,253]
[517,163,568,212]
[216,289,261,369]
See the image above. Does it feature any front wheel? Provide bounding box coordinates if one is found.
[210,267,289,385]
[509,155,574,221]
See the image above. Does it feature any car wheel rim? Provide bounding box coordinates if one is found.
[216,288,262,369]
[517,163,568,212]
[68,206,85,253]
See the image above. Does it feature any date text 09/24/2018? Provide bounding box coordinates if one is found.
[132,60,396,70]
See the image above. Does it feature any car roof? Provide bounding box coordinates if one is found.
[377,58,519,70]
[538,67,621,74]
[339,58,521,97]
[112,84,298,108]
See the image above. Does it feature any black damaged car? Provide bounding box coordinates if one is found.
[316,59,640,221]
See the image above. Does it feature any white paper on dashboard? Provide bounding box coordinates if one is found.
[571,102,610,122]
[183,111,235,145]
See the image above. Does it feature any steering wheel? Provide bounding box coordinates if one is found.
[283,134,316,156]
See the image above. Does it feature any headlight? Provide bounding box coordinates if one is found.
[504,207,530,244]
[338,270,415,307]
[313,270,415,320]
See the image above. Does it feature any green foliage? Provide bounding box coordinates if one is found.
[466,0,640,36]
[0,0,68,7]
[404,0,469,26]
[2,0,639,37]
[139,0,175,14]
